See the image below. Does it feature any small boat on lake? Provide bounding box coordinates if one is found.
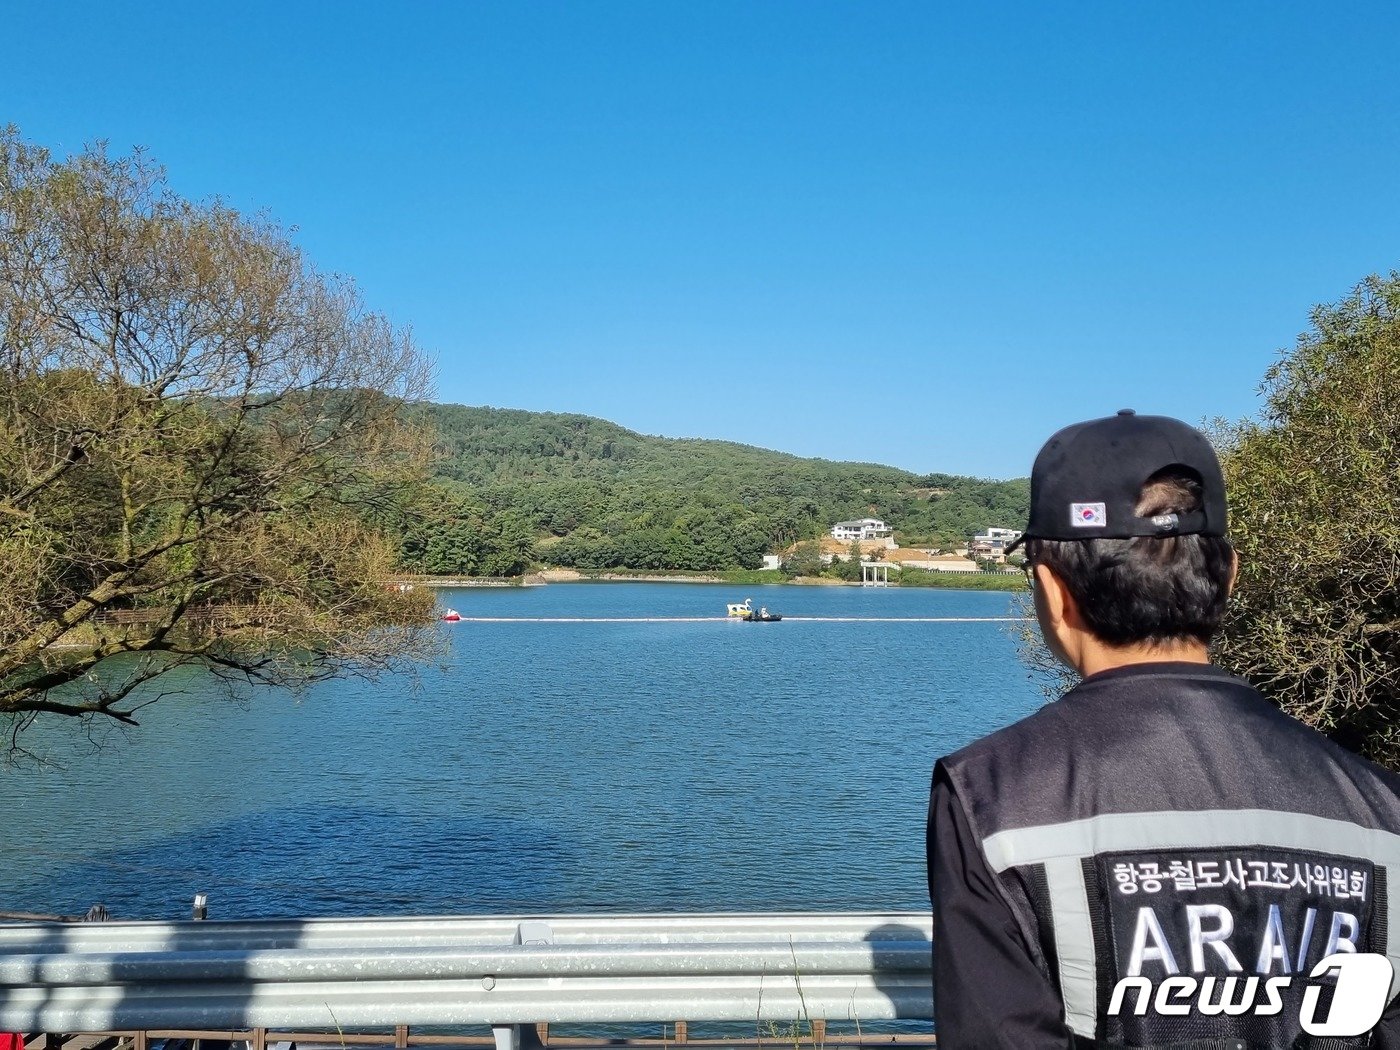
[742,605,782,622]
[441,608,462,622]
[726,598,753,617]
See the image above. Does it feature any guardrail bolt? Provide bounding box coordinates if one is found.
[482,974,497,990]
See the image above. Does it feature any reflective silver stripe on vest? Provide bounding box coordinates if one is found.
[1044,857,1098,1037]
[981,809,1400,1039]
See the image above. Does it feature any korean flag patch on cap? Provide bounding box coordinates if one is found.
[1071,502,1106,528]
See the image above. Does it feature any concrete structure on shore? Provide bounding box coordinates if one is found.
[883,548,980,572]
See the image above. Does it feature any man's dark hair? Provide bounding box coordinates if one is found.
[1024,467,1235,647]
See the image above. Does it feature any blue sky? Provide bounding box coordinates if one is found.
[5,2,1398,478]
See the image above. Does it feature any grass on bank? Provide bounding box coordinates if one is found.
[892,567,1026,591]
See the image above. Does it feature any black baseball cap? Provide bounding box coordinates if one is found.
[1005,410,1227,555]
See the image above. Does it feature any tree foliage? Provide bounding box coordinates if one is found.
[1214,273,1400,768]
[781,540,824,577]
[395,484,537,577]
[0,130,438,731]
[402,404,1028,574]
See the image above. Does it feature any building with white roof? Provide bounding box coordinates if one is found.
[969,526,1024,563]
[830,518,892,541]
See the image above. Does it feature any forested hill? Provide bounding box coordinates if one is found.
[396,403,1028,575]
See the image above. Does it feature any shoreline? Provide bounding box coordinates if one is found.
[402,569,1025,592]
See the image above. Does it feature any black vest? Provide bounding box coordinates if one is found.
[938,663,1400,1048]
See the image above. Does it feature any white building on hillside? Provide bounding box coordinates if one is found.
[831,518,892,541]
[979,527,1022,543]
[970,526,1024,563]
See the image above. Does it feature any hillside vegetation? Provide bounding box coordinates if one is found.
[394,404,1028,575]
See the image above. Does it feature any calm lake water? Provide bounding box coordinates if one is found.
[4,583,1043,921]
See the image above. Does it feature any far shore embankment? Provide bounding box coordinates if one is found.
[392,567,1026,592]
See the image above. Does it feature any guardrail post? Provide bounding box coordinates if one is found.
[674,1022,687,1043]
[812,1020,826,1043]
[395,1026,409,1049]
[491,921,554,1050]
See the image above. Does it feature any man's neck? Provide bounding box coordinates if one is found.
[1076,639,1211,679]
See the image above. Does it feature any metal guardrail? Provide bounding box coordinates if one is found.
[0,912,932,1043]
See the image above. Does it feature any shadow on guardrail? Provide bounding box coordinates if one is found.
[868,920,935,1032]
[0,910,935,1037]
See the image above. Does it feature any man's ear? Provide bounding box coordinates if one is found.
[1036,561,1085,672]
[1227,546,1240,597]
[1034,561,1078,631]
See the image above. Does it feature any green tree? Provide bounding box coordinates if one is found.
[827,542,863,582]
[782,541,823,577]
[0,130,438,733]
[1214,273,1400,767]
[396,486,493,576]
[485,511,539,577]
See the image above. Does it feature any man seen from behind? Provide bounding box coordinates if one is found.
[927,410,1400,1047]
